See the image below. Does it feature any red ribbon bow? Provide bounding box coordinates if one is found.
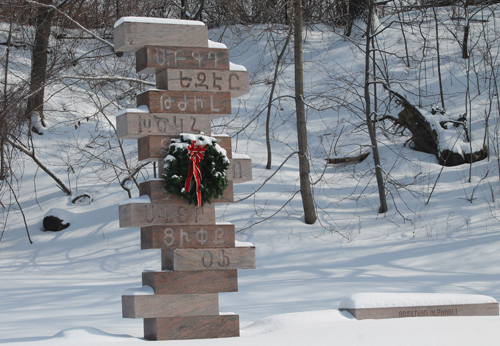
[185,140,207,207]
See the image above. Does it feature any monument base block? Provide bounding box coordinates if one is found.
[143,270,238,294]
[144,314,240,340]
[122,293,218,318]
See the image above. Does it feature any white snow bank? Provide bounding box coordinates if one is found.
[232,153,251,159]
[114,17,205,28]
[31,111,46,133]
[122,286,154,296]
[230,62,247,71]
[418,107,483,156]
[52,327,133,345]
[44,208,74,223]
[208,40,227,49]
[116,105,149,116]
[339,293,498,309]
[70,191,93,205]
[119,195,151,205]
[242,310,349,336]
[236,240,254,247]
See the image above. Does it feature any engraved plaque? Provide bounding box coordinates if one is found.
[161,247,256,271]
[137,90,231,116]
[116,112,211,139]
[156,70,249,98]
[119,202,215,228]
[136,46,230,74]
[141,224,235,249]
[114,20,208,53]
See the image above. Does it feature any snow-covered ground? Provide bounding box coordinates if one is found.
[2,6,500,345]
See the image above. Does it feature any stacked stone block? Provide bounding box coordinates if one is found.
[114,17,254,341]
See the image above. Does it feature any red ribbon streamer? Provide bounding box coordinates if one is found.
[185,140,207,207]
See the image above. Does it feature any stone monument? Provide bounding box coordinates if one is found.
[114,17,255,340]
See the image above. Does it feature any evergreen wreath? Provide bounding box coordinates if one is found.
[162,133,230,206]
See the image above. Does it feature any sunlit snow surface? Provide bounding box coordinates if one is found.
[2,7,500,346]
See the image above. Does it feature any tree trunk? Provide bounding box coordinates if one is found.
[345,0,369,37]
[294,0,317,224]
[431,4,446,110]
[26,0,54,132]
[1,20,13,180]
[266,32,291,170]
[462,23,470,59]
[364,0,387,213]
[180,0,188,19]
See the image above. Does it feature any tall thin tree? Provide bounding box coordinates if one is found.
[294,0,317,224]
[364,0,387,213]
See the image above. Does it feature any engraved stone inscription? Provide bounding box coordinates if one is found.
[141,224,235,249]
[340,302,499,320]
[163,228,227,247]
[137,90,231,115]
[136,46,230,74]
[228,158,252,183]
[161,247,256,271]
[160,70,249,98]
[116,113,211,139]
[398,308,458,317]
[119,202,215,228]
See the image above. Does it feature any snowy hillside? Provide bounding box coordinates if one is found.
[2,5,500,346]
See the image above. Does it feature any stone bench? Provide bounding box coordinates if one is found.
[338,293,499,320]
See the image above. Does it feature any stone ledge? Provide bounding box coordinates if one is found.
[141,223,235,249]
[143,270,238,294]
[114,19,208,53]
[339,302,499,320]
[116,112,212,139]
[118,202,215,228]
[144,315,239,340]
[136,46,230,74]
[161,247,256,271]
[122,293,218,318]
[137,90,232,116]
[138,134,232,161]
[138,179,233,204]
[156,69,249,98]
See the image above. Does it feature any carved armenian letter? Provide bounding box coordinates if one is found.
[137,90,232,115]
[156,69,249,98]
[141,224,236,250]
[118,202,215,228]
[136,46,230,74]
[161,247,256,271]
[116,112,212,139]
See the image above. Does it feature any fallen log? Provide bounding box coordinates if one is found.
[326,152,370,165]
[381,85,487,166]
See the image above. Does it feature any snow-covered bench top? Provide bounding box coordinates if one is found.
[339,293,499,320]
[339,293,497,309]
